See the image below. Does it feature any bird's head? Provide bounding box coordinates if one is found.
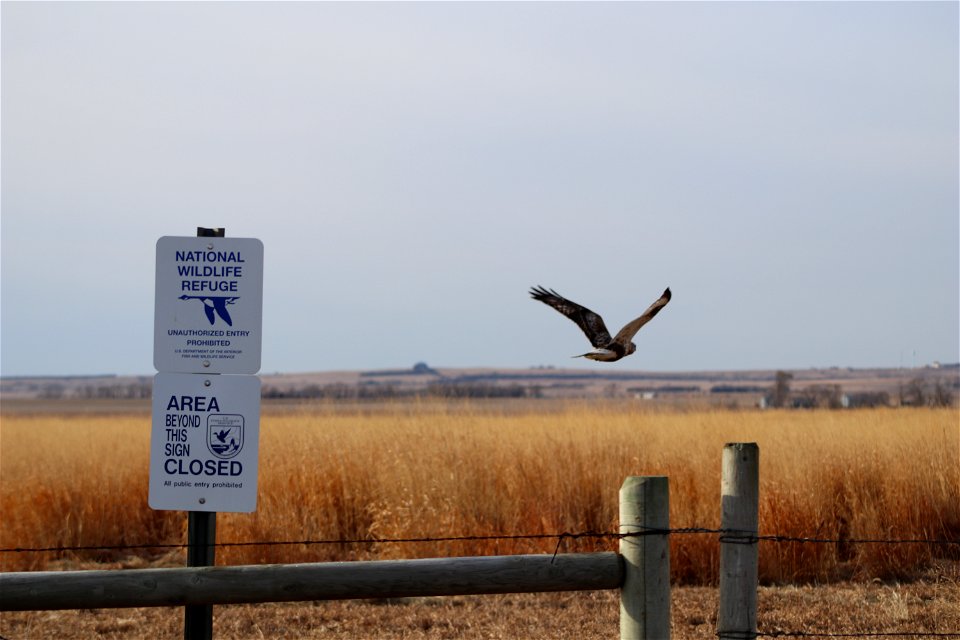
[626,342,637,356]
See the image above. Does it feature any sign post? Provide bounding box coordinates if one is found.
[151,227,264,640]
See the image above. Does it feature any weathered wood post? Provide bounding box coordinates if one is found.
[619,476,670,640]
[717,443,759,640]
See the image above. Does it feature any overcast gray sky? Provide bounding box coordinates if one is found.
[2,2,958,377]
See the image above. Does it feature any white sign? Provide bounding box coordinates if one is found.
[149,372,261,512]
[154,236,264,374]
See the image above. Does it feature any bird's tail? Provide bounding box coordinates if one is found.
[574,348,617,362]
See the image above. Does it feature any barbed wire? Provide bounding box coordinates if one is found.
[2,532,572,555]
[1,526,956,555]
[735,532,958,546]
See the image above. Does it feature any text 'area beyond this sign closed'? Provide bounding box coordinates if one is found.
[149,372,261,512]
[154,236,264,374]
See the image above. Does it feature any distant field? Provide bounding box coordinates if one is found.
[1,401,958,586]
[2,364,957,403]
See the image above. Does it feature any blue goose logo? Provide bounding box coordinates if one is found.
[179,295,239,326]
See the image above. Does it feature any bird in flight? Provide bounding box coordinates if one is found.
[178,295,239,326]
[529,286,672,362]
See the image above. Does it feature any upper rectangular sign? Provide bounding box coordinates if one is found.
[154,236,264,374]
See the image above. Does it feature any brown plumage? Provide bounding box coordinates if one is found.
[530,286,672,362]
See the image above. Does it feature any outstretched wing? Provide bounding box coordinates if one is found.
[611,288,672,347]
[529,286,612,348]
[212,298,234,327]
[202,303,216,325]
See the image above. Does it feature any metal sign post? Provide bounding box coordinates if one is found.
[188,227,222,640]
[150,227,264,640]
[185,511,216,640]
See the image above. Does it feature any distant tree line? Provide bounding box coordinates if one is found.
[844,391,891,409]
[898,376,957,407]
[262,383,402,400]
[261,381,537,400]
[424,382,534,398]
[710,385,769,394]
[38,381,153,400]
[765,371,956,409]
[626,385,701,395]
[791,384,845,409]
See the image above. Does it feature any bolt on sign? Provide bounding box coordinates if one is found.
[154,236,264,375]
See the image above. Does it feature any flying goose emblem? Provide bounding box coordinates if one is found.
[178,295,239,326]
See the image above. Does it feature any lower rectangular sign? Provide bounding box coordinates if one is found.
[149,372,261,513]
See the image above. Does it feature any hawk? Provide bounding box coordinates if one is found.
[530,286,671,362]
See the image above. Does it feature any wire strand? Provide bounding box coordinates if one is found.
[2,527,956,554]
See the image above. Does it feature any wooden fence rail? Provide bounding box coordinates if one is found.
[0,552,621,610]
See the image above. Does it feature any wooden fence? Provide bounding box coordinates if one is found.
[0,444,761,640]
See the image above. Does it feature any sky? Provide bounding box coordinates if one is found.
[2,2,958,377]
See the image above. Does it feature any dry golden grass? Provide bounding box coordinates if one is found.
[2,401,958,585]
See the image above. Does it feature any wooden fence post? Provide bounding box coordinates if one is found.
[619,476,670,640]
[717,442,759,640]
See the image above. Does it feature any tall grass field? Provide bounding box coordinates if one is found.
[1,402,957,584]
